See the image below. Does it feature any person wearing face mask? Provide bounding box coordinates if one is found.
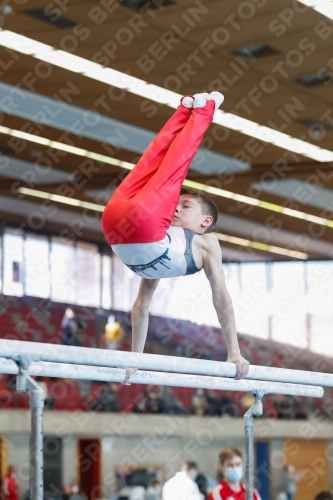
[208,448,261,500]
[2,465,19,500]
[162,461,204,500]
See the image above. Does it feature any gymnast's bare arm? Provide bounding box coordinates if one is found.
[123,277,160,384]
[132,277,160,352]
[201,233,250,380]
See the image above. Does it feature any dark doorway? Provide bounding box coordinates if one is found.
[43,436,62,497]
[256,441,269,500]
[78,438,101,499]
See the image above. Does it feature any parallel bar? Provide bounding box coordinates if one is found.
[0,339,333,387]
[0,358,324,398]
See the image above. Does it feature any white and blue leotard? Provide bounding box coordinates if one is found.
[111,226,201,279]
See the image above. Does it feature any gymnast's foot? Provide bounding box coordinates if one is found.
[122,367,138,385]
[209,91,224,109]
[192,92,210,108]
[181,95,194,108]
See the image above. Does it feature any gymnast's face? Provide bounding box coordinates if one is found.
[171,194,212,233]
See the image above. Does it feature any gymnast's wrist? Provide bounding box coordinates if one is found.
[227,347,241,357]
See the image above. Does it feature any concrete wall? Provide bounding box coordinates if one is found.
[2,411,333,499]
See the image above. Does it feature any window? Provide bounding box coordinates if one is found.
[3,232,24,297]
[24,235,50,298]
[50,238,77,304]
[238,263,269,339]
[310,316,333,357]
[224,264,242,326]
[161,271,218,325]
[306,262,333,355]
[111,254,132,311]
[101,254,112,310]
[306,262,333,316]
[270,262,307,349]
[76,242,100,308]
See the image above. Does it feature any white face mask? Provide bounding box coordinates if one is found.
[72,486,79,494]
[225,466,243,482]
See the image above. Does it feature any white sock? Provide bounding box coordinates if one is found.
[182,96,194,108]
[193,92,210,109]
[209,91,224,109]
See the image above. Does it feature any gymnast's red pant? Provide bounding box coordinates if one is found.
[101,99,215,245]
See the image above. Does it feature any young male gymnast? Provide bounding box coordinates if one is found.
[102,92,250,383]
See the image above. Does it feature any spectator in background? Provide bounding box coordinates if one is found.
[36,377,54,410]
[2,465,19,500]
[220,391,237,417]
[162,387,187,415]
[241,394,255,415]
[205,390,220,416]
[61,308,75,346]
[293,398,308,420]
[196,472,208,500]
[70,479,80,495]
[162,387,178,414]
[61,309,84,347]
[274,395,294,419]
[162,461,203,500]
[61,485,71,500]
[147,480,162,500]
[147,385,165,414]
[92,382,119,412]
[104,314,124,350]
[283,464,300,500]
[314,492,333,500]
[192,389,207,416]
[6,374,18,409]
[133,388,149,413]
[209,447,261,500]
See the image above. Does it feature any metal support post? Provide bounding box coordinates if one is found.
[16,357,44,500]
[244,392,263,500]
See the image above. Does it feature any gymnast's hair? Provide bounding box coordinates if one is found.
[180,187,218,232]
[183,460,198,471]
[314,493,333,500]
[219,447,243,464]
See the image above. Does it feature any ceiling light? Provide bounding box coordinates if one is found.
[24,8,77,29]
[214,232,308,260]
[234,43,279,58]
[183,179,333,228]
[0,30,50,56]
[0,29,332,163]
[297,72,331,86]
[297,0,333,20]
[213,113,333,162]
[18,187,104,212]
[0,125,123,167]
[38,50,98,74]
